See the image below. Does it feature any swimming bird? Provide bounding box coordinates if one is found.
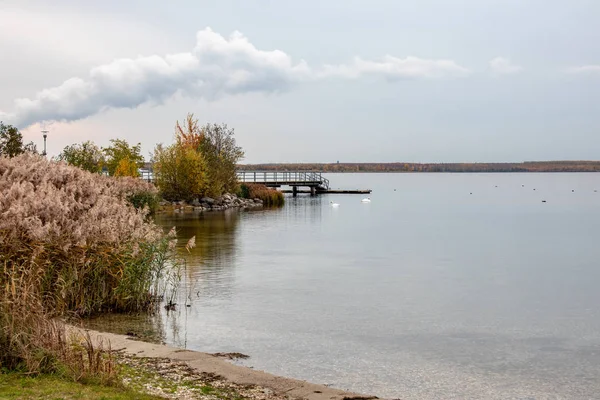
[361,197,371,203]
[330,201,340,207]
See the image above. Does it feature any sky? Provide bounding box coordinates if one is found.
[1,0,599,163]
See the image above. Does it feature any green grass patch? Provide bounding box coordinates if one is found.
[0,372,165,399]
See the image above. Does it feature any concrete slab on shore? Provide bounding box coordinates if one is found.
[75,327,377,400]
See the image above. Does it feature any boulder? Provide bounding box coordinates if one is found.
[201,197,215,205]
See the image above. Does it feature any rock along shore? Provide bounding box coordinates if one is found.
[157,193,264,214]
[73,327,378,400]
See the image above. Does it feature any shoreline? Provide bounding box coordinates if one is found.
[156,193,264,214]
[74,326,379,400]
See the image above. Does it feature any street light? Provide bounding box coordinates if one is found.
[41,130,48,156]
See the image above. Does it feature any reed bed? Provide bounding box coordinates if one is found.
[239,183,285,207]
[0,154,180,376]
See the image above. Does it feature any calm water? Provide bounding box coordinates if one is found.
[153,173,600,399]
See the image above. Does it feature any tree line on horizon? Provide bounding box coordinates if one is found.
[238,161,600,173]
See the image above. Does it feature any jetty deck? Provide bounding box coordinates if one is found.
[236,171,371,195]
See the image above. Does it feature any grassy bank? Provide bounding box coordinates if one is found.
[0,373,164,400]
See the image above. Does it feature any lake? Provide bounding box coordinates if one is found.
[153,173,600,399]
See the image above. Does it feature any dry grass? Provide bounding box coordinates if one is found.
[239,183,284,207]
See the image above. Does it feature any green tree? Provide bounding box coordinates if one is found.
[200,123,244,197]
[153,143,207,202]
[56,140,104,173]
[102,139,144,177]
[0,122,37,157]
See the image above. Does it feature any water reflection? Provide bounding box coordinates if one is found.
[81,312,167,345]
[240,194,324,226]
[284,195,324,223]
[154,210,241,301]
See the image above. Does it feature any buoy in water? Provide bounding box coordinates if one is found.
[542,200,547,203]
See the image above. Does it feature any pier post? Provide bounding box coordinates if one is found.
[292,186,298,197]
[310,186,316,196]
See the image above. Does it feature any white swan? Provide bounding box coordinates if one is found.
[361,197,371,203]
[330,201,340,207]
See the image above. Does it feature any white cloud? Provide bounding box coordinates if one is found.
[4,28,311,128]
[1,27,471,128]
[567,65,600,74]
[489,57,522,75]
[320,55,470,80]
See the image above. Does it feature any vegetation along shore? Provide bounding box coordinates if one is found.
[0,114,285,399]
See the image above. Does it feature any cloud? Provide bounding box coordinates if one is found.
[4,28,311,128]
[566,65,600,74]
[319,55,470,80]
[489,57,522,75]
[1,28,470,128]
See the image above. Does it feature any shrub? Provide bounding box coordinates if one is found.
[239,183,284,207]
[0,154,181,373]
[153,143,207,202]
[126,190,160,214]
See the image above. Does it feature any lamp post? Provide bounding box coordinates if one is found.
[41,130,48,157]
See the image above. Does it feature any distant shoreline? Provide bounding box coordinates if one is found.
[238,161,600,173]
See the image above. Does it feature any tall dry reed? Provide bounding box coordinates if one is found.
[0,154,180,375]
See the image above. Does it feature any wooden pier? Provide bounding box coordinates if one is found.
[236,171,370,195]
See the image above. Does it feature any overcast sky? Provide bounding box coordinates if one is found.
[1,0,599,163]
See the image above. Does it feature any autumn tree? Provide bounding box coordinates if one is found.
[200,122,244,197]
[57,140,104,173]
[0,122,37,157]
[175,113,203,150]
[103,139,144,177]
[153,143,207,202]
[152,115,244,201]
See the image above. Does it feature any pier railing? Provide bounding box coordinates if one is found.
[236,171,329,190]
